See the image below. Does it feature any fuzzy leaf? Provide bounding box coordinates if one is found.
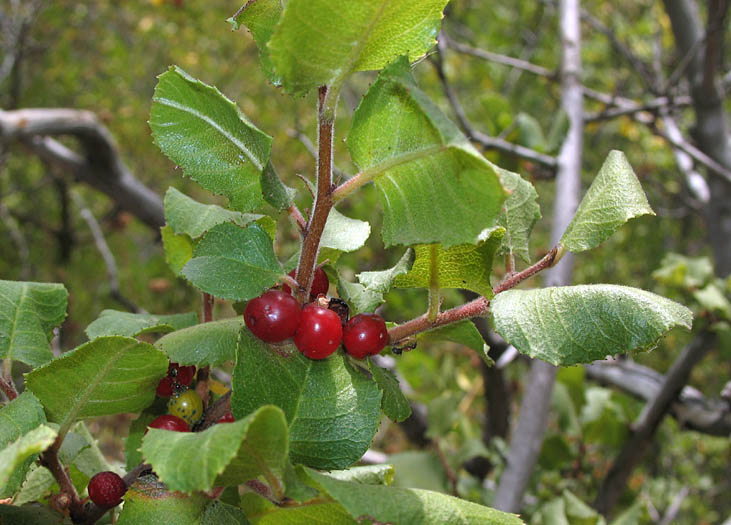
[267,0,448,96]
[304,468,525,525]
[161,225,194,277]
[201,500,251,524]
[325,464,395,486]
[142,406,288,493]
[394,228,504,299]
[150,67,271,212]
[155,317,243,367]
[347,57,507,247]
[85,310,198,340]
[0,280,67,368]
[492,285,693,366]
[25,336,168,437]
[0,426,57,491]
[232,328,382,470]
[118,475,209,525]
[260,162,296,211]
[181,223,282,301]
[368,361,411,422]
[560,151,654,253]
[229,0,283,85]
[418,320,487,354]
[319,208,371,258]
[496,168,541,263]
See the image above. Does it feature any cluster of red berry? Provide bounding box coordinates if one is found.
[244,267,388,360]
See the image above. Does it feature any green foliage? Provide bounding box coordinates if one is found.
[118,475,210,525]
[496,168,541,263]
[85,310,198,339]
[155,317,243,367]
[492,285,692,365]
[0,280,68,367]
[0,426,57,491]
[368,360,412,422]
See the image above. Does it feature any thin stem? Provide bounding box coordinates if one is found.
[505,253,516,275]
[199,390,231,430]
[434,440,458,496]
[294,86,336,303]
[493,246,560,295]
[39,447,84,521]
[0,375,18,401]
[287,204,307,235]
[427,245,440,323]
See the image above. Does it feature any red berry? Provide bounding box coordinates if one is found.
[244,290,302,343]
[88,471,127,507]
[294,304,342,360]
[146,414,190,433]
[156,376,174,397]
[170,363,196,386]
[217,412,235,423]
[282,267,329,299]
[343,313,388,359]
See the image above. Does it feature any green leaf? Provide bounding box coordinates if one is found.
[161,225,194,277]
[260,161,296,211]
[232,328,382,470]
[561,490,605,525]
[652,253,714,289]
[394,228,504,299]
[418,320,487,354]
[0,280,67,368]
[368,360,411,422]
[241,492,355,524]
[337,249,414,314]
[25,336,168,438]
[325,464,395,486]
[155,317,243,367]
[267,0,449,96]
[0,392,47,498]
[85,310,198,340]
[181,223,282,301]
[388,451,448,492]
[228,0,283,86]
[496,168,541,263]
[125,403,164,470]
[142,406,288,493]
[347,57,507,247]
[515,113,546,151]
[304,467,525,525]
[0,503,70,524]
[693,283,731,318]
[13,465,55,506]
[201,500,251,525]
[492,285,693,366]
[560,151,654,253]
[609,499,646,525]
[319,208,371,260]
[117,475,209,525]
[150,66,271,212]
[164,187,274,240]
[0,426,57,491]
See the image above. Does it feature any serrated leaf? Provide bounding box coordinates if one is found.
[0,392,47,498]
[394,228,504,299]
[337,250,414,315]
[232,328,382,470]
[13,465,55,506]
[155,317,243,367]
[496,168,541,263]
[0,426,57,490]
[164,187,274,240]
[347,57,507,247]
[491,285,693,366]
[560,151,654,253]
[150,66,271,212]
[325,465,395,486]
[25,336,168,438]
[260,161,296,211]
[229,0,283,85]
[142,406,288,493]
[85,310,198,340]
[0,280,67,368]
[267,0,448,96]
[161,224,194,277]
[418,320,486,354]
[320,208,371,255]
[304,468,525,525]
[201,500,251,524]
[0,503,70,524]
[181,223,282,301]
[117,475,209,525]
[368,360,411,422]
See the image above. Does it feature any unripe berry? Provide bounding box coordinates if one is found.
[282,267,329,299]
[87,471,126,507]
[146,414,190,433]
[343,313,388,359]
[294,304,342,360]
[244,290,302,342]
[167,388,204,425]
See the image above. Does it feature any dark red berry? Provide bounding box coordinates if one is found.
[146,414,190,434]
[156,376,174,397]
[217,412,235,423]
[343,313,388,359]
[170,363,196,386]
[282,267,329,299]
[244,290,302,343]
[87,471,127,507]
[294,304,342,360]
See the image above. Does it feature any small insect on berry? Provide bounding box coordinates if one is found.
[244,290,302,343]
[294,303,343,360]
[343,313,389,359]
[146,414,190,434]
[87,471,127,507]
[167,388,204,425]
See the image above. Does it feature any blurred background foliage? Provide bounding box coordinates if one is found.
[0,0,728,523]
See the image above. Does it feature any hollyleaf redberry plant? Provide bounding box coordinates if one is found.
[0,1,693,524]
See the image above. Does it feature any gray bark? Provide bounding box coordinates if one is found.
[493,0,583,512]
[0,108,164,230]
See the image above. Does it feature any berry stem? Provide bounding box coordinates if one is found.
[197,292,214,408]
[427,244,440,323]
[199,390,232,430]
[39,446,85,521]
[294,85,336,304]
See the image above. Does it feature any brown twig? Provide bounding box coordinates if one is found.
[199,390,232,430]
[39,446,85,522]
[434,441,458,496]
[493,246,559,294]
[0,375,18,401]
